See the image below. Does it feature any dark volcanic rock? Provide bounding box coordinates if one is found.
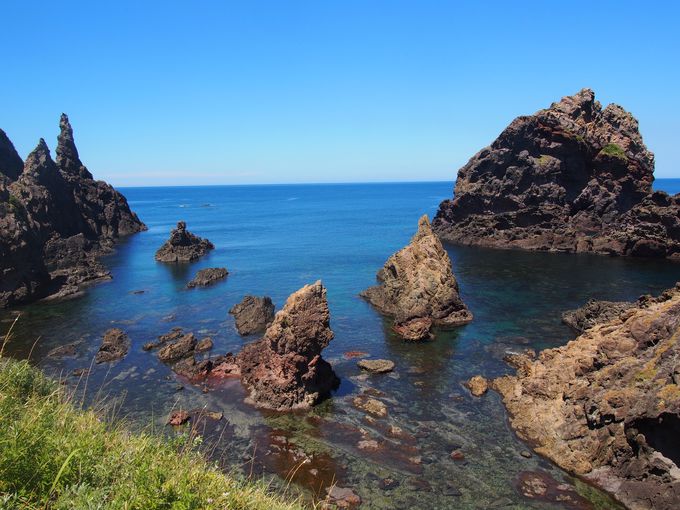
[433,89,680,260]
[95,328,130,363]
[236,281,339,410]
[0,116,146,308]
[562,299,634,333]
[155,221,214,263]
[361,215,472,340]
[186,267,228,288]
[229,295,275,335]
[0,129,23,181]
[493,284,680,510]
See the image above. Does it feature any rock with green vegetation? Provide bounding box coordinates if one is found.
[433,88,680,260]
[0,358,305,510]
[493,283,680,510]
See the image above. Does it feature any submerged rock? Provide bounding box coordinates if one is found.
[357,359,395,374]
[0,115,145,308]
[186,267,228,288]
[361,215,472,340]
[229,295,275,335]
[95,328,130,363]
[433,88,680,260]
[155,221,214,263]
[493,283,680,510]
[237,281,339,410]
[562,299,634,333]
[465,375,489,397]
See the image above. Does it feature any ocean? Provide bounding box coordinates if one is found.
[3,179,680,509]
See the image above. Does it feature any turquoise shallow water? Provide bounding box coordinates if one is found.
[2,180,680,509]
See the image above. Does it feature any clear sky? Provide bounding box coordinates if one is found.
[2,1,679,186]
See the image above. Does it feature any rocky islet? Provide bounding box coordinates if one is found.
[433,88,680,260]
[361,215,472,341]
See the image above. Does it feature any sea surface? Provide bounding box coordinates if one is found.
[3,179,680,509]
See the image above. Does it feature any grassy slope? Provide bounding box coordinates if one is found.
[0,358,307,510]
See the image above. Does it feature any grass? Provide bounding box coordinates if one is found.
[598,143,627,161]
[0,325,308,510]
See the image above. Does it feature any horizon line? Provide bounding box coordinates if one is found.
[117,176,680,189]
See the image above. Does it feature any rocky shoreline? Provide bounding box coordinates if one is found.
[433,89,680,260]
[492,284,680,510]
[0,115,146,308]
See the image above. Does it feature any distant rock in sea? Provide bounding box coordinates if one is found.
[186,267,228,288]
[493,283,680,510]
[433,88,680,260]
[155,221,214,263]
[361,215,472,340]
[229,295,275,335]
[237,281,339,410]
[0,115,146,308]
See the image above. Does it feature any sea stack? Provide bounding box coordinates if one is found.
[432,89,680,260]
[155,221,214,262]
[236,281,339,410]
[492,284,680,510]
[0,116,146,308]
[361,215,472,340]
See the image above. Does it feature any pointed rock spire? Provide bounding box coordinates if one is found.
[0,128,24,181]
[56,113,92,179]
[23,138,57,176]
[361,214,472,340]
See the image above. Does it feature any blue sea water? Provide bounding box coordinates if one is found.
[3,179,680,509]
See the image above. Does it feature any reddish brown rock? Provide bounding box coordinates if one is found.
[236,281,339,410]
[167,410,190,426]
[95,328,130,363]
[361,215,472,341]
[493,283,680,510]
[433,89,680,260]
[155,221,214,263]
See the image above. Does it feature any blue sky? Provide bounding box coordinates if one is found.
[2,1,679,186]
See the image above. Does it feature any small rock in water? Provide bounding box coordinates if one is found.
[186,267,228,288]
[95,328,130,363]
[465,375,489,396]
[167,410,190,426]
[155,221,214,263]
[357,359,395,374]
[72,368,90,377]
[325,486,361,508]
[450,450,465,461]
[520,450,532,458]
[352,395,388,418]
[47,342,80,358]
[444,482,462,496]
[195,337,213,352]
[344,351,369,359]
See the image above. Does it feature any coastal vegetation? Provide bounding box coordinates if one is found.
[0,352,305,510]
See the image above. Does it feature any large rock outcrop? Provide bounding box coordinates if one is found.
[155,221,214,263]
[236,281,339,410]
[361,215,472,340]
[493,284,680,510]
[0,116,146,308]
[433,89,680,260]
